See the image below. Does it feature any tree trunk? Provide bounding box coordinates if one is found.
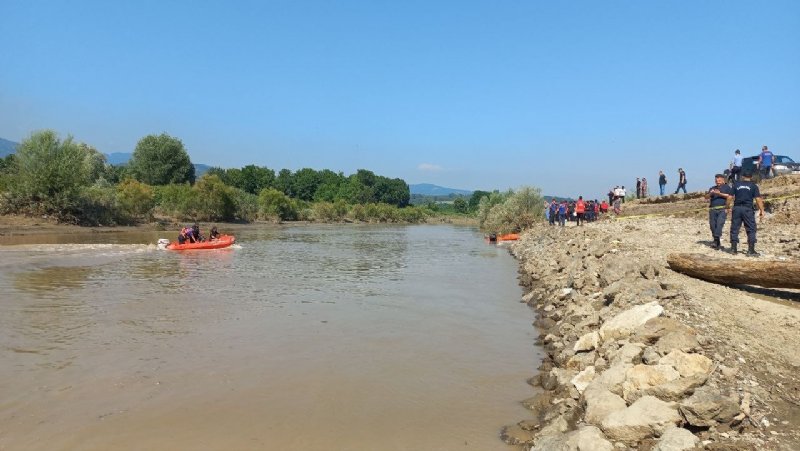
[667,253,800,289]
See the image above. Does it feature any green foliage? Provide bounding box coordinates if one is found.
[153,184,196,219]
[191,174,237,221]
[469,190,491,211]
[5,130,98,217]
[116,178,155,221]
[231,189,259,222]
[77,183,120,225]
[258,187,298,221]
[452,197,468,214]
[208,164,275,195]
[128,133,195,185]
[480,187,544,234]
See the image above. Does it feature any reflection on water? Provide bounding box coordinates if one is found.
[0,224,539,451]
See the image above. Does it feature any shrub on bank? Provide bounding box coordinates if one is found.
[480,186,544,234]
[258,187,299,221]
[116,178,155,222]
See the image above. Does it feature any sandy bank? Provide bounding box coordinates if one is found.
[501,178,800,450]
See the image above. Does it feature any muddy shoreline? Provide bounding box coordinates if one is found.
[500,211,800,450]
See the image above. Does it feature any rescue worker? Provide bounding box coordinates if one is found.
[190,223,204,242]
[729,149,743,182]
[727,170,765,256]
[575,196,586,226]
[705,174,734,250]
[209,226,221,240]
[177,226,194,244]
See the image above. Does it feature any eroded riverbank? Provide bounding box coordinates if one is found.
[501,215,800,450]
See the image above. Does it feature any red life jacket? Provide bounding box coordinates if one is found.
[576,200,585,213]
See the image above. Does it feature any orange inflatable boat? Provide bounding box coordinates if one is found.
[163,235,236,250]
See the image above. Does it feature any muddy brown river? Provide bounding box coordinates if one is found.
[0,224,540,450]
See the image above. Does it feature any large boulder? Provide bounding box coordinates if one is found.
[571,366,596,393]
[622,364,681,401]
[601,396,681,442]
[609,343,644,365]
[542,368,578,391]
[654,330,700,355]
[600,302,664,342]
[589,362,632,396]
[632,317,691,344]
[653,426,700,451]
[531,425,614,451]
[584,384,627,426]
[643,374,709,402]
[659,350,713,378]
[679,386,740,427]
[574,331,600,352]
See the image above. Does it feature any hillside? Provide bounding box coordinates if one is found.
[0,138,18,157]
[409,183,472,196]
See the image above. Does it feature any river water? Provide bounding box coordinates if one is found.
[0,224,540,450]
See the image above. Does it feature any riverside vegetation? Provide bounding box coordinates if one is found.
[0,130,548,229]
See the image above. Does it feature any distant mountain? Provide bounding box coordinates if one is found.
[0,138,19,157]
[409,183,473,196]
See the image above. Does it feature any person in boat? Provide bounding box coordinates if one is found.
[177,226,194,244]
[190,223,204,242]
[209,226,220,241]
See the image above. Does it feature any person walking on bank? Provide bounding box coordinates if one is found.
[658,171,667,196]
[636,178,642,199]
[674,168,687,194]
[641,177,649,198]
[730,149,743,182]
[706,174,734,250]
[727,170,765,256]
[758,145,775,180]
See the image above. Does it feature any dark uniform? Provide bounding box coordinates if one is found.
[730,180,760,248]
[708,183,733,245]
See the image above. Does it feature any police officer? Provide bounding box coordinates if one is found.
[706,174,733,250]
[727,170,765,256]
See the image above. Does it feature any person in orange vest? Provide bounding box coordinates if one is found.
[575,196,586,226]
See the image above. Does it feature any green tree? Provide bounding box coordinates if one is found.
[468,190,490,211]
[128,133,195,185]
[453,197,468,214]
[6,130,96,215]
[275,168,294,195]
[293,168,321,201]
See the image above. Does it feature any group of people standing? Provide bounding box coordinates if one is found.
[706,170,765,256]
[728,146,776,182]
[635,178,649,198]
[654,168,687,196]
[545,197,608,227]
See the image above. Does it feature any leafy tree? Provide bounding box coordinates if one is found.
[275,169,294,195]
[453,197,468,214]
[240,164,275,194]
[469,190,491,211]
[293,168,321,201]
[128,133,195,185]
[6,130,96,215]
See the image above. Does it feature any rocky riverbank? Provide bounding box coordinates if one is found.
[500,179,800,450]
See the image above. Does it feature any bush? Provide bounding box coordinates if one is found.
[231,189,259,222]
[258,187,298,221]
[480,187,544,233]
[116,178,155,221]
[77,183,120,225]
[154,184,196,219]
[192,174,236,221]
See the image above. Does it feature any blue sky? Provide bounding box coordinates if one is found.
[1,1,798,198]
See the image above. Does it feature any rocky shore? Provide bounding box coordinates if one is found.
[500,179,800,450]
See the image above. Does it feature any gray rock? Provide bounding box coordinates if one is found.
[571,366,596,393]
[631,317,692,344]
[584,384,627,426]
[601,396,681,442]
[643,373,709,402]
[610,343,644,365]
[600,302,664,342]
[574,331,601,352]
[531,425,615,451]
[655,330,700,355]
[642,347,661,364]
[653,426,700,451]
[500,424,535,445]
[679,386,740,427]
[659,350,713,378]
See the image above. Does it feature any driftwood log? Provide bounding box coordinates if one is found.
[667,253,800,289]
